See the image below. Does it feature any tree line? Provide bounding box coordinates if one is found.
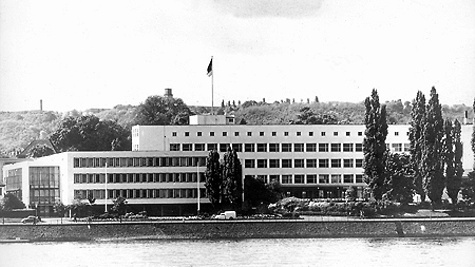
[363,87,474,208]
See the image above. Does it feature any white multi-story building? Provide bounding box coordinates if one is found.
[2,115,474,215]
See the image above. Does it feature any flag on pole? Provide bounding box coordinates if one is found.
[207,58,213,77]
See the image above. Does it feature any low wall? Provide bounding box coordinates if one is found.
[1,219,475,242]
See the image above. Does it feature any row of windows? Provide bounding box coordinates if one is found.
[170,142,366,153]
[173,130,368,137]
[244,158,364,168]
[248,174,365,184]
[74,188,207,200]
[73,172,206,184]
[172,130,406,138]
[73,157,207,168]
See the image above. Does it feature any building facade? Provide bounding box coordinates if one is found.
[3,115,474,215]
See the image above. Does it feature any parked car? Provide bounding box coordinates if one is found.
[21,216,41,224]
[213,211,236,220]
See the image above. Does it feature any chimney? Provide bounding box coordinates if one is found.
[464,110,468,125]
[164,88,173,98]
[40,99,43,111]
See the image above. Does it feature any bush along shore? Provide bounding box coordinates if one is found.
[1,219,475,242]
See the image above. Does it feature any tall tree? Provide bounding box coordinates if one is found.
[222,148,243,209]
[443,120,456,204]
[422,87,445,206]
[205,150,222,209]
[50,115,131,152]
[134,95,192,125]
[363,89,388,200]
[409,91,426,201]
[448,119,463,205]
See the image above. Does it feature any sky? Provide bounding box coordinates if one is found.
[0,0,474,112]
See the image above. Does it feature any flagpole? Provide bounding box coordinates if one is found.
[211,56,214,115]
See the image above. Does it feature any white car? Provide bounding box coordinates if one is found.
[21,216,41,224]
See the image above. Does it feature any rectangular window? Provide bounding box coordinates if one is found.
[343,174,354,183]
[269,143,280,152]
[269,175,279,183]
[281,143,292,152]
[234,132,240,137]
[220,143,229,152]
[296,132,301,136]
[343,143,353,152]
[282,175,292,184]
[333,132,338,136]
[355,143,363,152]
[282,159,292,168]
[346,132,350,136]
[244,143,255,152]
[294,159,304,168]
[269,159,280,168]
[309,132,314,136]
[319,159,329,168]
[306,143,317,152]
[306,174,317,184]
[257,143,267,152]
[331,174,341,184]
[294,143,304,152]
[395,132,399,136]
[245,159,255,168]
[404,143,410,152]
[355,159,364,168]
[321,132,326,136]
[331,159,341,168]
[172,132,177,137]
[319,174,329,184]
[259,132,265,136]
[257,159,267,168]
[195,143,205,151]
[210,132,215,136]
[222,132,228,137]
[170,144,180,151]
[182,144,192,151]
[232,143,243,152]
[356,174,364,183]
[294,175,304,184]
[247,132,252,136]
[358,132,363,136]
[392,143,402,152]
[319,143,329,152]
[197,132,202,136]
[272,132,277,136]
[284,132,289,136]
[207,143,218,151]
[185,132,189,137]
[331,143,341,152]
[306,159,317,168]
[343,159,354,168]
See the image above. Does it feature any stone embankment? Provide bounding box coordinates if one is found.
[1,218,475,242]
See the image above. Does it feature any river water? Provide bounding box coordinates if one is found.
[2,237,475,267]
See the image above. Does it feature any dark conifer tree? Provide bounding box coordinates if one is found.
[205,150,222,209]
[363,89,388,200]
[443,120,457,204]
[449,119,464,205]
[222,148,243,209]
[422,87,445,206]
[409,91,426,201]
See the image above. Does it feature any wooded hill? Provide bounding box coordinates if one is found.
[0,99,471,156]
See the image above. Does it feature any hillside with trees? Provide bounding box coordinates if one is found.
[0,93,472,156]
